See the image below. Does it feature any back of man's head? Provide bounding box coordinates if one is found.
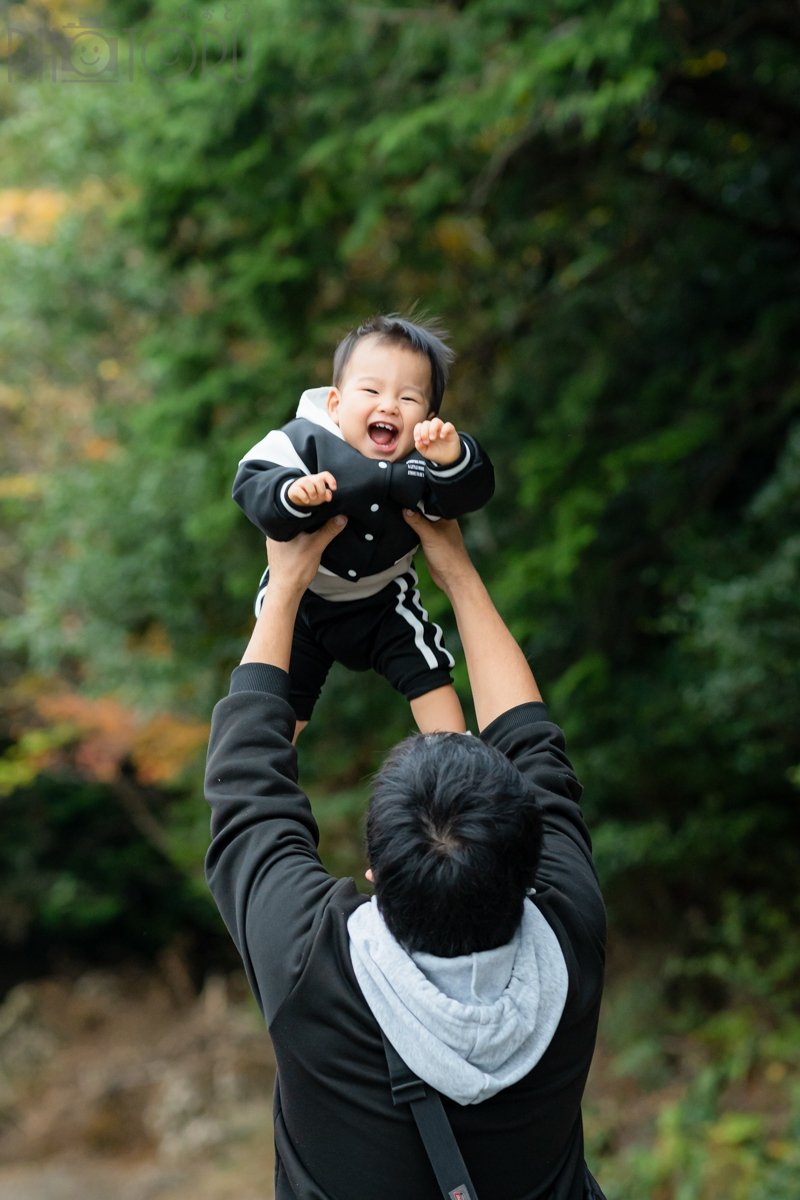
[366,733,543,957]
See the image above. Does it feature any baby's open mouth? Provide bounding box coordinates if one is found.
[368,422,399,450]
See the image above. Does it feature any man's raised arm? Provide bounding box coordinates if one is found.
[203,514,349,1018]
[402,510,541,731]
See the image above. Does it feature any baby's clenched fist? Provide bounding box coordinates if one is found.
[287,471,337,507]
[413,419,461,466]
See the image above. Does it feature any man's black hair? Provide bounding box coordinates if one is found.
[332,313,455,415]
[366,732,543,957]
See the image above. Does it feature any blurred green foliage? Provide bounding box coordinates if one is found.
[1,1,799,1190]
[587,894,800,1198]
[0,772,215,956]
[0,0,797,999]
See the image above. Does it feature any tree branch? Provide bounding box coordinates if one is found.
[628,161,800,247]
[114,773,176,866]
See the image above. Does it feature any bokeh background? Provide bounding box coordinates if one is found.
[1,1,799,1197]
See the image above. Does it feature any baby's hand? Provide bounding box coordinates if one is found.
[287,471,337,507]
[413,419,462,466]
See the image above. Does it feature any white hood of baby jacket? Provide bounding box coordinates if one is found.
[295,386,342,436]
[347,895,568,1106]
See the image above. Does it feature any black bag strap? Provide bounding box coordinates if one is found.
[380,1032,607,1200]
[381,1031,479,1200]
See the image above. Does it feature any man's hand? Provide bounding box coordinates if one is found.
[287,471,337,507]
[266,515,348,597]
[402,510,474,597]
[413,419,461,466]
[240,516,347,669]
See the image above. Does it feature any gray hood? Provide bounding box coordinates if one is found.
[347,895,568,1105]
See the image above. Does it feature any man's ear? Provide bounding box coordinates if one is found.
[365,867,374,884]
[327,387,341,424]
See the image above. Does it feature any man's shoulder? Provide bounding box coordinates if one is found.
[479,701,553,746]
[283,879,370,996]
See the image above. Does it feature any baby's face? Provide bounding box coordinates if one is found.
[327,336,433,461]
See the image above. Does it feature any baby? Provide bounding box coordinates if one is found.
[233,314,494,738]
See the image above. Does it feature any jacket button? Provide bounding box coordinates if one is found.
[370,503,379,512]
[364,533,374,541]
[348,569,357,578]
[378,461,388,469]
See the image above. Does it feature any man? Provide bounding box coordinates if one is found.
[204,510,607,1199]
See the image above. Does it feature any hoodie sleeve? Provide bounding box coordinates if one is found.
[480,701,606,957]
[419,432,495,518]
[204,664,341,1022]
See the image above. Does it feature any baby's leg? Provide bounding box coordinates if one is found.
[372,567,464,733]
[410,684,466,734]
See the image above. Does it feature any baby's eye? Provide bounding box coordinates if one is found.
[362,388,378,395]
[402,396,423,404]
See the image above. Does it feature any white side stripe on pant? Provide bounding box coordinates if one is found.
[394,571,455,670]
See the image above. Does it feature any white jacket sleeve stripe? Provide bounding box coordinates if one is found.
[425,437,473,479]
[279,478,312,519]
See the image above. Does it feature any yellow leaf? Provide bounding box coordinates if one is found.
[0,187,70,244]
[0,473,42,500]
[83,435,120,461]
[97,358,121,382]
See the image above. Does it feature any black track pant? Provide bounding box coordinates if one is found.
[255,566,454,721]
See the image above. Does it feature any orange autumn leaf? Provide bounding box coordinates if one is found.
[131,715,210,786]
[35,691,208,786]
[37,692,138,783]
[82,435,120,462]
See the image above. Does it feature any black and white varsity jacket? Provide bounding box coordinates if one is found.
[233,388,495,601]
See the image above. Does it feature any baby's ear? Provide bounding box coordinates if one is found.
[327,387,341,423]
